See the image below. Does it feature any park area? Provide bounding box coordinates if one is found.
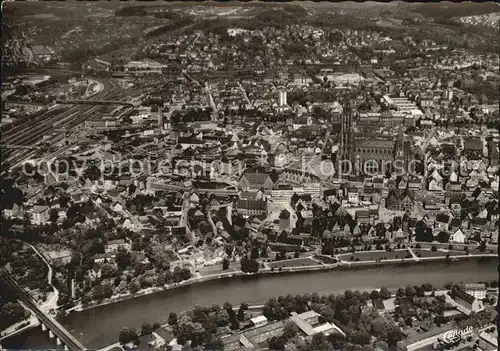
[414,249,469,258]
[337,249,412,262]
[266,257,320,269]
[197,263,239,277]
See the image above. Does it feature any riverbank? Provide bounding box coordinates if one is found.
[96,285,498,351]
[5,259,496,350]
[71,253,497,313]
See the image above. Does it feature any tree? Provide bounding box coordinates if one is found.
[370,290,380,300]
[229,309,240,330]
[240,257,259,273]
[222,258,230,270]
[119,327,138,344]
[282,321,298,339]
[134,262,145,277]
[129,281,140,294]
[92,285,105,301]
[102,284,113,299]
[49,208,59,223]
[205,336,223,350]
[154,255,170,271]
[387,327,404,346]
[156,274,166,286]
[215,309,229,327]
[115,250,131,270]
[168,312,178,326]
[431,245,437,252]
[351,330,371,345]
[311,333,330,350]
[1,302,28,328]
[268,335,286,350]
[371,318,389,341]
[421,283,433,291]
[237,306,245,322]
[101,263,117,279]
[141,322,153,335]
[479,241,486,252]
[173,266,192,282]
[415,286,425,297]
[328,333,346,350]
[415,221,432,242]
[373,341,389,351]
[223,301,233,311]
[405,285,416,298]
[250,247,260,259]
[379,287,391,299]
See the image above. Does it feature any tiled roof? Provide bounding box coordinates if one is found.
[451,286,476,304]
[436,213,450,223]
[242,172,270,186]
[237,199,267,211]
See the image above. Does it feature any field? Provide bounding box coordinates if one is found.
[267,257,320,269]
[197,265,237,277]
[338,250,412,262]
[414,250,448,258]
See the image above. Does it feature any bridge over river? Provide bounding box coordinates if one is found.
[0,270,85,350]
[3,258,496,350]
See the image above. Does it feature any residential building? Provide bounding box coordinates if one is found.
[239,172,274,191]
[463,283,487,300]
[105,239,131,253]
[450,286,482,312]
[31,205,49,225]
[236,199,268,217]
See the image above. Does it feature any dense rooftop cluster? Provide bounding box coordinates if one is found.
[1,2,499,350]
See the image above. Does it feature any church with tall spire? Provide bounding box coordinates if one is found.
[337,97,410,175]
[338,96,353,165]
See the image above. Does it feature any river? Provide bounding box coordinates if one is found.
[2,259,497,349]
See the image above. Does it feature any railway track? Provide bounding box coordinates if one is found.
[2,83,124,170]
[2,77,158,172]
[2,103,112,170]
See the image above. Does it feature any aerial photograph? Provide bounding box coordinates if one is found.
[0,1,498,351]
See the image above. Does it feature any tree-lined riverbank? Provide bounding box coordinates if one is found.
[2,258,497,350]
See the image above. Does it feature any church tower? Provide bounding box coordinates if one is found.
[157,105,163,131]
[339,96,353,164]
[394,127,406,174]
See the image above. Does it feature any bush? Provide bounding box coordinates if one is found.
[119,327,138,344]
[431,245,437,252]
[415,243,421,249]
